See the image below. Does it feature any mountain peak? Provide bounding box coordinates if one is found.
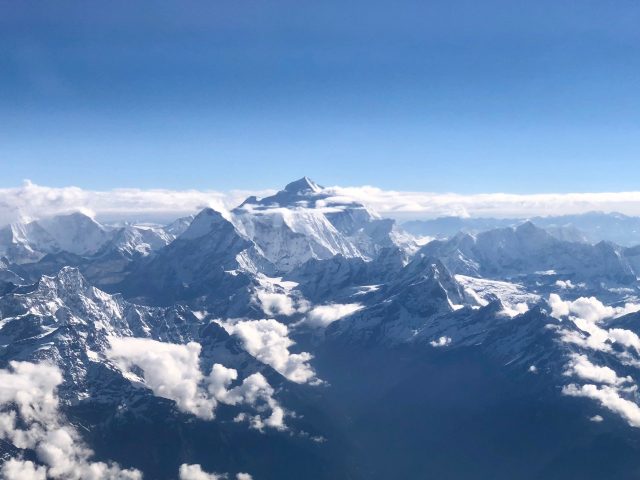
[37,266,90,295]
[179,207,233,240]
[234,177,325,211]
[515,220,550,238]
[283,177,323,195]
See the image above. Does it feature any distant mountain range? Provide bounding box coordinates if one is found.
[403,211,640,246]
[2,179,640,479]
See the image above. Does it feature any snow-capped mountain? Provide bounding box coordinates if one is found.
[0,212,182,265]
[232,177,416,272]
[403,211,640,246]
[118,208,272,305]
[419,221,638,284]
[0,213,112,264]
[3,178,640,479]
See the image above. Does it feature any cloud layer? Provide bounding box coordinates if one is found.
[549,294,640,323]
[4,181,640,227]
[323,186,640,219]
[0,181,273,226]
[219,319,318,384]
[178,464,252,480]
[106,337,285,429]
[303,303,363,328]
[0,361,142,480]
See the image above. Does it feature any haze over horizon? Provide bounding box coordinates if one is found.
[3,176,640,227]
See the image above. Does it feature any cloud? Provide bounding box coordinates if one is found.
[500,302,529,318]
[563,383,640,428]
[106,337,285,429]
[548,294,640,323]
[323,185,640,219]
[5,181,640,227]
[178,465,253,480]
[555,318,612,352]
[555,280,577,289]
[564,354,633,386]
[0,181,274,226]
[107,338,217,419]
[609,328,640,352]
[303,303,363,328]
[255,292,296,316]
[219,319,318,384]
[0,361,142,480]
[0,459,47,480]
[430,336,452,347]
[212,368,286,431]
[179,464,224,480]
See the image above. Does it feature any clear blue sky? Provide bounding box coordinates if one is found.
[1,0,639,193]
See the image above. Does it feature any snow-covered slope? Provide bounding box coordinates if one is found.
[0,212,185,268]
[232,177,417,272]
[419,222,637,283]
[119,208,273,304]
[5,179,640,478]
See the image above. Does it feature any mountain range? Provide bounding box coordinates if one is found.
[2,178,640,479]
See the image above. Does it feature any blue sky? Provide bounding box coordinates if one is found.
[1,0,639,193]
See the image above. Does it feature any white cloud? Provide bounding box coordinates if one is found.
[106,337,285,429]
[178,464,223,480]
[107,338,217,420]
[556,280,576,290]
[590,415,604,422]
[0,181,274,226]
[178,465,254,480]
[609,328,640,352]
[5,181,640,227]
[500,302,529,318]
[0,459,47,480]
[555,319,613,352]
[303,303,363,328]
[548,294,640,323]
[255,291,296,316]
[564,354,633,386]
[0,361,142,480]
[212,370,286,431]
[563,383,640,428]
[549,294,640,358]
[220,319,318,384]
[430,336,452,348]
[323,185,640,220]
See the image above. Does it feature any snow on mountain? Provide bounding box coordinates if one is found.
[455,274,540,316]
[119,208,274,305]
[404,212,640,247]
[0,267,300,420]
[419,221,637,284]
[0,220,59,264]
[328,256,471,344]
[0,213,180,270]
[232,177,417,272]
[37,212,113,256]
[0,212,187,271]
[6,179,640,478]
[105,223,175,258]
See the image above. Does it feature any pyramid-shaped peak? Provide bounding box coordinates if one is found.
[40,211,102,228]
[56,266,87,284]
[37,266,90,294]
[283,177,323,194]
[179,207,233,240]
[515,220,547,236]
